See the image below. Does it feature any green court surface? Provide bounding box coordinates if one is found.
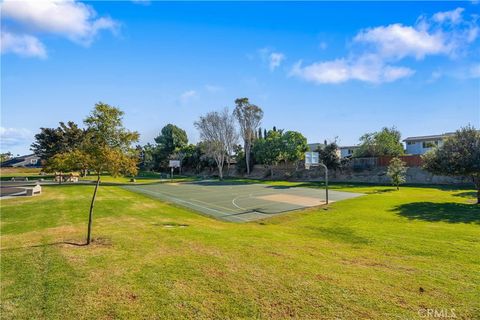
[123,180,364,222]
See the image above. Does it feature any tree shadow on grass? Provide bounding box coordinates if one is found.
[1,241,87,252]
[392,202,480,224]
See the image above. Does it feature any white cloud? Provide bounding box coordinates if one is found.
[433,8,465,24]
[291,59,349,84]
[291,7,478,85]
[0,31,47,58]
[0,127,32,148]
[1,0,118,58]
[258,48,285,71]
[353,8,479,61]
[268,52,285,71]
[1,0,118,45]
[179,90,197,103]
[291,55,414,84]
[354,24,449,60]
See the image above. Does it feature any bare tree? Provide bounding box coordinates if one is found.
[195,108,237,180]
[233,98,263,175]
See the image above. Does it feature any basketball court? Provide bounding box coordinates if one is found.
[123,180,363,222]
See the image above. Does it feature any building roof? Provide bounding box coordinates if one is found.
[1,154,39,167]
[403,133,454,142]
[339,145,359,149]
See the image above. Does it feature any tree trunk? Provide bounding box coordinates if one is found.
[86,174,100,245]
[245,142,250,175]
[473,176,480,205]
[225,155,230,177]
[218,165,223,180]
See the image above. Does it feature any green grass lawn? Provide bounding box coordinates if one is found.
[1,183,479,319]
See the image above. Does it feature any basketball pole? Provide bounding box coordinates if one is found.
[318,163,329,204]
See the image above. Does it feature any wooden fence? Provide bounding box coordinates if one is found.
[377,155,423,167]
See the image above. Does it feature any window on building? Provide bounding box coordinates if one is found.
[422,141,437,148]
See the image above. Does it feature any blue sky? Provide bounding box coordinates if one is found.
[1,1,479,155]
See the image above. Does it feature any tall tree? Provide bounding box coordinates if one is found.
[422,126,480,204]
[154,124,188,154]
[48,103,139,244]
[154,124,188,169]
[138,143,156,171]
[281,131,308,169]
[233,98,263,175]
[31,121,85,162]
[254,130,283,177]
[317,142,341,170]
[387,157,407,190]
[354,127,404,157]
[195,109,236,180]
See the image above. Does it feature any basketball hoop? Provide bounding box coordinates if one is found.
[304,152,319,169]
[169,160,181,179]
[169,160,180,168]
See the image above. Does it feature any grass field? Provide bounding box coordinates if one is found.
[1,182,479,319]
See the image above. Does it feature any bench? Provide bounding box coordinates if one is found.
[11,177,28,181]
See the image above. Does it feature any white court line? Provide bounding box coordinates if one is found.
[128,186,246,222]
[188,198,238,213]
[129,186,228,217]
[231,194,250,210]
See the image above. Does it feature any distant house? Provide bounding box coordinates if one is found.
[307,143,324,151]
[403,133,454,155]
[339,146,359,158]
[308,142,355,158]
[1,154,41,167]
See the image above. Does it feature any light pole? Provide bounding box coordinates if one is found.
[318,163,329,204]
